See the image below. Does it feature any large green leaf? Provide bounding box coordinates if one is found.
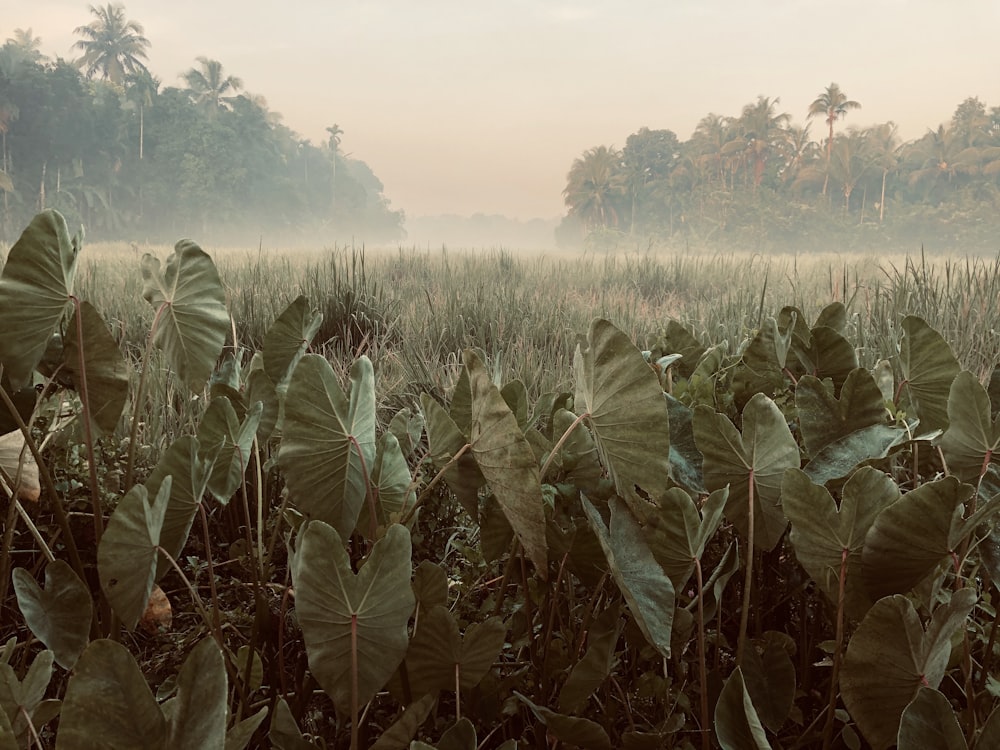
[291,522,414,716]
[57,639,166,749]
[403,605,506,697]
[465,350,548,576]
[574,318,672,503]
[279,355,376,539]
[714,666,772,750]
[516,692,613,750]
[639,486,728,591]
[862,476,972,600]
[940,370,1000,483]
[420,394,484,520]
[98,479,171,630]
[368,432,416,523]
[0,210,78,389]
[896,687,967,750]
[165,638,227,749]
[198,396,263,504]
[731,318,788,406]
[898,316,960,434]
[559,603,622,714]
[657,319,707,379]
[694,394,799,551]
[140,240,229,391]
[802,423,912,485]
[582,496,674,658]
[840,589,976,750]
[665,394,705,493]
[795,369,887,457]
[740,633,795,733]
[12,560,92,669]
[0,649,55,746]
[63,301,128,434]
[783,468,899,619]
[262,295,323,388]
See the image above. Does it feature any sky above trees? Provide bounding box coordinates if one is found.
[18,0,1000,219]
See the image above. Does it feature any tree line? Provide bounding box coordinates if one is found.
[560,85,1000,251]
[0,5,405,245]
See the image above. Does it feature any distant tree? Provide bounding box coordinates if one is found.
[124,68,158,159]
[73,3,150,84]
[7,29,46,64]
[808,83,861,194]
[563,146,626,229]
[867,122,902,222]
[182,57,243,112]
[950,97,990,148]
[778,124,819,185]
[727,96,791,189]
[326,123,343,215]
[689,113,732,187]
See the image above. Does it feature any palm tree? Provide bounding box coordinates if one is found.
[182,57,243,111]
[124,68,158,159]
[7,29,46,63]
[73,4,150,84]
[866,122,902,222]
[563,146,626,229]
[808,83,861,194]
[326,124,344,215]
[778,124,819,185]
[727,96,791,189]
[690,113,733,188]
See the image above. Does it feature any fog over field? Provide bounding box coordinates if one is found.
[7,1,1000,249]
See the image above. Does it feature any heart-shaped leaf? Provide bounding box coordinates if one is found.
[420,394,484,520]
[694,393,799,551]
[796,369,888,457]
[582,496,674,659]
[840,589,976,750]
[165,638,227,749]
[268,698,315,750]
[657,319,707,379]
[732,318,788,406]
[740,633,795,733]
[12,560,92,669]
[0,649,54,744]
[802,423,912,485]
[141,240,229,391]
[98,478,171,630]
[198,396,263,504]
[465,350,548,576]
[58,639,166,748]
[63,301,129,435]
[369,694,435,750]
[574,318,671,503]
[783,467,900,619]
[516,692,613,750]
[940,370,1000,483]
[898,316,960,434]
[388,407,425,459]
[714,666,772,749]
[262,295,322,389]
[788,326,858,393]
[368,432,415,524]
[279,355,376,539]
[862,476,972,600]
[0,209,78,389]
[559,603,622,714]
[896,687,966,750]
[291,522,414,716]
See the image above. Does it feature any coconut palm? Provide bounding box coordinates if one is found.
[73,4,150,84]
[866,122,902,222]
[727,96,791,189]
[7,29,46,63]
[124,68,158,159]
[182,57,243,112]
[563,146,626,229]
[808,83,861,195]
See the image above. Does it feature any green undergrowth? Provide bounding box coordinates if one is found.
[1,211,1000,749]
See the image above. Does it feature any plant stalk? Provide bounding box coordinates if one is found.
[737,469,755,667]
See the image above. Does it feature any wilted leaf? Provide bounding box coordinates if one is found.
[0,430,39,502]
[138,585,172,635]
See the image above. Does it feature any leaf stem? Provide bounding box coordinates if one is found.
[821,546,849,750]
[737,468,755,667]
[538,411,590,483]
[71,297,104,543]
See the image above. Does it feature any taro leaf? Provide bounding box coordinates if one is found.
[450,366,473,437]
[816,301,848,333]
[582,496,674,658]
[940,371,1000,483]
[896,686,966,750]
[370,432,416,522]
[898,315,960,434]
[12,560,92,669]
[466,350,548,576]
[659,319,706,378]
[802,423,912,486]
[412,560,449,614]
[714,666,772,750]
[574,318,672,504]
[0,209,78,389]
[145,436,212,580]
[0,649,53,743]
[57,639,166,749]
[245,355,280,440]
[732,319,787,406]
[689,541,740,622]
[291,522,414,716]
[783,468,900,620]
[63,301,128,434]
[515,692,613,750]
[795,370,887,457]
[480,494,515,563]
[165,638,227,749]
[262,295,322,389]
[369,694,435,750]
[279,355,376,539]
[420,394,483,520]
[639,486,728,590]
[141,240,229,391]
[665,394,705,493]
[0,710,14,750]
[388,407,425,458]
[422,718,477,750]
[224,707,269,750]
[199,396,263,504]
[98,478,171,630]
[840,589,976,750]
[551,407,603,492]
[694,393,799,551]
[405,605,506,697]
[977,704,1000,749]
[501,379,529,432]
[777,306,811,348]
[790,327,858,394]
[740,635,795,733]
[559,603,622,714]
[269,698,316,750]
[862,476,972,600]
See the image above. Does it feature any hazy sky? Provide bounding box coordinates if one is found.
[11,0,1000,219]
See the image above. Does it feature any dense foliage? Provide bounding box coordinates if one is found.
[0,12,404,245]
[561,87,1000,252]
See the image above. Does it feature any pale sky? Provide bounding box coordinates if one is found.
[8,0,1000,220]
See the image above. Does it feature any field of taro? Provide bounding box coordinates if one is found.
[2,209,1000,749]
